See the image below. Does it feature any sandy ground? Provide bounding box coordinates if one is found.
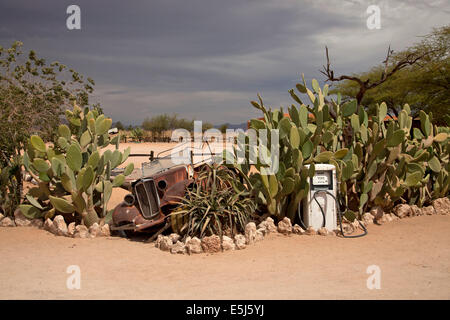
[9,143,450,299]
[103,142,180,169]
[103,141,232,169]
[0,214,449,299]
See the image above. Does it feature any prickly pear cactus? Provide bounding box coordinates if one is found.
[20,103,134,227]
[233,73,448,221]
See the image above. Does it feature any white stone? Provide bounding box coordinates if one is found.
[362,212,374,225]
[255,229,264,241]
[185,237,202,254]
[433,198,450,215]
[377,214,389,224]
[318,227,329,236]
[68,222,76,237]
[352,220,363,229]
[421,206,435,215]
[410,205,422,216]
[0,217,15,227]
[89,223,101,237]
[170,241,186,254]
[277,217,292,234]
[100,224,110,237]
[292,224,305,235]
[43,218,57,234]
[159,236,173,251]
[234,234,247,250]
[53,215,68,236]
[394,204,411,218]
[155,234,163,248]
[256,227,267,236]
[14,209,31,227]
[245,222,257,245]
[73,224,89,238]
[221,236,235,251]
[258,217,277,233]
[169,233,181,244]
[305,226,317,235]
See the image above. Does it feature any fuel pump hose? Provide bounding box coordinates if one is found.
[297,190,368,238]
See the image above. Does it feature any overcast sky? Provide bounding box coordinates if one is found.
[0,0,449,125]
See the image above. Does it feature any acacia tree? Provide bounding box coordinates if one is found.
[219,123,229,133]
[0,41,95,215]
[326,25,449,123]
[142,113,209,141]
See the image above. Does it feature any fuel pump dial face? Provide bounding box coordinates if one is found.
[312,174,329,185]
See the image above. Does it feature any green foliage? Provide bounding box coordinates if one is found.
[114,121,125,131]
[130,127,144,142]
[141,114,173,139]
[0,156,21,216]
[233,74,449,219]
[169,164,257,239]
[21,103,134,226]
[0,41,95,215]
[141,113,214,141]
[219,123,229,134]
[331,25,450,124]
[235,78,351,220]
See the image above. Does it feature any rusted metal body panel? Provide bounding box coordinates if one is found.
[111,165,194,233]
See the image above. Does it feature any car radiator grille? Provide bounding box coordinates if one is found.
[134,178,160,219]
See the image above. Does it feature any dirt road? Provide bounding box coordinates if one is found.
[0,215,449,299]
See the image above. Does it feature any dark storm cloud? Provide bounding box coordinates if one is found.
[0,0,449,125]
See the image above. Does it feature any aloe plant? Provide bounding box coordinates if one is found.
[20,103,134,227]
[169,164,257,239]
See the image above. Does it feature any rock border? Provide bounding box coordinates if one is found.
[153,215,340,255]
[42,217,111,238]
[151,197,450,255]
[0,210,110,238]
[2,197,449,252]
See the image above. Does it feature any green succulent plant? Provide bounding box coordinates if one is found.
[169,164,257,240]
[20,103,134,227]
[229,74,449,221]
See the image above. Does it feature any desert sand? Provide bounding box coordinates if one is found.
[0,215,449,299]
[2,142,449,299]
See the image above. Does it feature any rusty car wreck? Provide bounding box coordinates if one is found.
[111,164,194,236]
[110,142,214,237]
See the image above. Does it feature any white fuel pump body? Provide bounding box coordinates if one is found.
[302,164,338,231]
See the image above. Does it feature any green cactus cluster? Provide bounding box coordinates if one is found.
[230,74,449,220]
[335,102,449,215]
[19,103,134,227]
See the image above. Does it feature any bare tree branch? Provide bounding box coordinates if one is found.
[320,45,433,109]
